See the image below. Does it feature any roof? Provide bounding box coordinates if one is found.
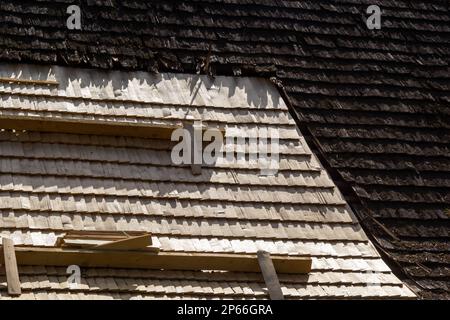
[0,0,449,299]
[0,63,414,299]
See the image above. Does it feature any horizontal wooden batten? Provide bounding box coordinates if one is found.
[4,247,312,274]
[0,77,59,86]
[0,117,181,139]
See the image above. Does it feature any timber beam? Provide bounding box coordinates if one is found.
[3,246,312,274]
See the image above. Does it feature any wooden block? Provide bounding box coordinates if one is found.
[1,238,22,296]
[257,250,284,300]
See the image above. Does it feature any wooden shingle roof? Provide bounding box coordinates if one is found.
[0,0,448,299]
[0,63,414,299]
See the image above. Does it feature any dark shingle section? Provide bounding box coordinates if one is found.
[0,0,449,299]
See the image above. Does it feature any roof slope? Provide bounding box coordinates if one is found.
[0,0,449,298]
[0,63,415,299]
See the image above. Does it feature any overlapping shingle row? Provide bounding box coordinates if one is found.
[0,0,448,298]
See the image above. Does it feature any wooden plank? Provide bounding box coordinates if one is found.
[59,240,159,252]
[0,77,59,86]
[0,117,181,139]
[60,239,110,248]
[56,231,154,249]
[61,230,151,240]
[94,234,153,250]
[257,250,284,300]
[12,247,312,274]
[1,238,21,296]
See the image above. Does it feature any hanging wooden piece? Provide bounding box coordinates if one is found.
[1,238,22,296]
[257,250,284,300]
